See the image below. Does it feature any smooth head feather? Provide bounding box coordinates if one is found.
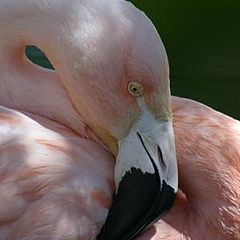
[0,0,170,154]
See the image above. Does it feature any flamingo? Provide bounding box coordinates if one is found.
[0,0,239,240]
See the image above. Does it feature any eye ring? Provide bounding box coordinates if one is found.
[128,82,144,97]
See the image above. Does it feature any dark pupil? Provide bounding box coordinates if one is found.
[132,87,138,92]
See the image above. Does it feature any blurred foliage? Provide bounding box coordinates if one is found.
[129,0,240,119]
[26,1,240,119]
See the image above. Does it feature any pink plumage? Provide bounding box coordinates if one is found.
[0,0,239,239]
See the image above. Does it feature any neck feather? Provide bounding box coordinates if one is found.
[0,0,97,138]
[170,96,240,239]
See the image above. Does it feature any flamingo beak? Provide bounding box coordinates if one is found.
[97,106,178,240]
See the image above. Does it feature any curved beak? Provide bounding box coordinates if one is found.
[97,106,178,240]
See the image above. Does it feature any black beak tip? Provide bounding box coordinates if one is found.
[96,168,176,240]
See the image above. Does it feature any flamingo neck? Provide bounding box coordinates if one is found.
[186,166,240,239]
[0,0,97,139]
[171,97,240,239]
[0,60,91,139]
[165,152,240,239]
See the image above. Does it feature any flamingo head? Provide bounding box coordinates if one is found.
[29,0,178,239]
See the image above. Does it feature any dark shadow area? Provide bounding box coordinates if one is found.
[130,1,240,119]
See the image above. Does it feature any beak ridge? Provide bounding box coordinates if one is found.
[97,118,178,240]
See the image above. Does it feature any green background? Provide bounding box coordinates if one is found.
[27,1,240,119]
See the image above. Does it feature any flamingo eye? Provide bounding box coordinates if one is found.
[128,82,143,97]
